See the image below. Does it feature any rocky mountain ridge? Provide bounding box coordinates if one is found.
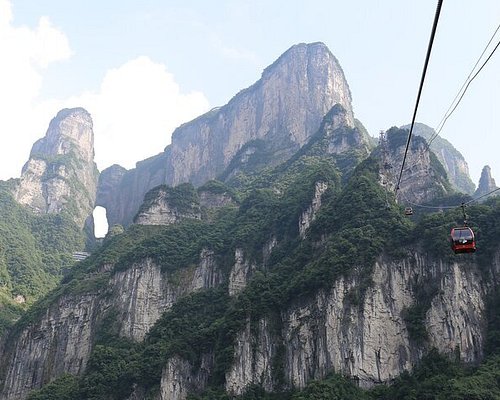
[401,122,476,195]
[96,42,355,227]
[12,108,99,227]
[475,165,499,199]
[1,127,499,399]
[0,42,499,400]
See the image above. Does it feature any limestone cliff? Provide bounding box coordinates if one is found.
[134,184,201,226]
[0,250,223,400]
[97,42,355,227]
[1,186,498,400]
[379,127,451,204]
[13,108,99,227]
[166,42,354,186]
[225,254,487,394]
[474,165,499,200]
[96,153,168,227]
[401,123,475,194]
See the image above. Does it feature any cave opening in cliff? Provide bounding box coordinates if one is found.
[93,206,109,238]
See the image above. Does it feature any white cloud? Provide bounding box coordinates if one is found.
[65,56,210,171]
[0,0,71,180]
[0,0,210,180]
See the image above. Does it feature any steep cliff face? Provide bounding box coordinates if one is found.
[160,354,213,400]
[112,252,222,342]
[1,292,104,400]
[13,108,99,227]
[134,184,201,226]
[401,123,475,195]
[228,249,257,296]
[1,165,498,400]
[299,181,328,238]
[224,253,488,394]
[96,153,168,227]
[0,250,223,399]
[474,165,498,199]
[97,42,354,227]
[379,127,451,204]
[166,42,354,186]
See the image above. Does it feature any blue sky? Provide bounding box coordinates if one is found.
[1,0,500,186]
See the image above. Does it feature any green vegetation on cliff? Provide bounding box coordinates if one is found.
[20,148,500,399]
[11,124,500,400]
[0,182,85,332]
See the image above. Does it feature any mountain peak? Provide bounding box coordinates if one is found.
[13,107,98,226]
[31,107,94,164]
[400,122,475,194]
[98,42,356,226]
[474,165,498,199]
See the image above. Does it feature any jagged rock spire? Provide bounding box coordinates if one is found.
[474,165,499,199]
[13,108,99,226]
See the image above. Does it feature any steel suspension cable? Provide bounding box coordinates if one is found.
[395,0,444,195]
[426,24,500,148]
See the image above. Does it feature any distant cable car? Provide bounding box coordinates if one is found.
[404,207,413,216]
[450,227,476,254]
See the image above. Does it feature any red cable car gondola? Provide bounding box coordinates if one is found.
[450,226,476,254]
[450,203,476,254]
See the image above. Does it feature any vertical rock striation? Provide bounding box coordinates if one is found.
[402,123,475,194]
[97,42,355,227]
[299,181,328,238]
[13,108,99,227]
[0,250,223,399]
[380,127,451,204]
[224,254,487,395]
[474,165,499,199]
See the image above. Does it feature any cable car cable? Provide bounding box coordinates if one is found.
[427,30,500,148]
[464,186,500,205]
[427,21,500,147]
[426,24,500,148]
[395,0,443,195]
[397,185,500,211]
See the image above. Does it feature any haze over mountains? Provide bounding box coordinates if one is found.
[0,42,499,400]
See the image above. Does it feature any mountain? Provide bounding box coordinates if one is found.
[1,43,499,400]
[97,42,354,227]
[13,108,99,227]
[0,108,98,333]
[380,127,452,204]
[1,106,499,399]
[474,165,499,199]
[401,122,475,194]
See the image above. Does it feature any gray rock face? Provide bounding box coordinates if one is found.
[401,123,475,194]
[0,250,223,399]
[224,253,487,395]
[97,42,354,227]
[198,190,234,209]
[474,165,498,199]
[96,153,168,227]
[1,292,103,400]
[299,181,328,238]
[166,42,354,186]
[113,252,222,341]
[134,184,201,226]
[379,127,451,204]
[0,242,494,400]
[225,318,275,394]
[13,108,99,227]
[228,248,257,296]
[160,354,213,400]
